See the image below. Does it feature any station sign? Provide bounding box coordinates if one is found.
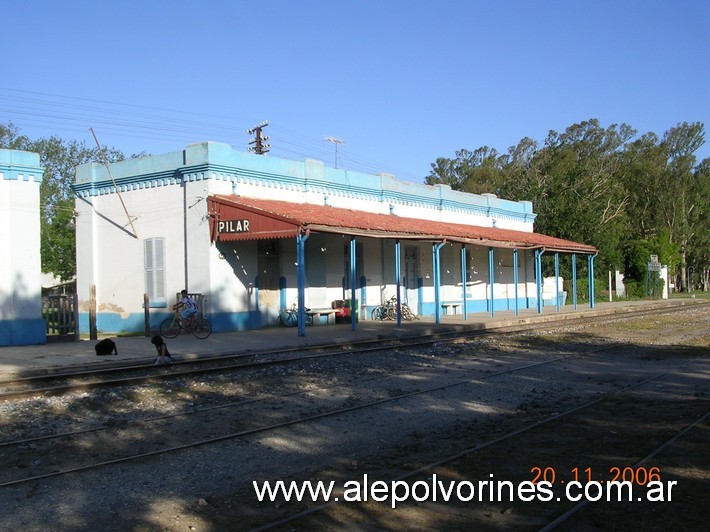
[218,219,251,234]
[648,254,661,272]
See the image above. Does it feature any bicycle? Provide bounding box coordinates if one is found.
[278,305,298,327]
[372,295,394,321]
[160,308,212,339]
[371,296,418,321]
[278,301,313,327]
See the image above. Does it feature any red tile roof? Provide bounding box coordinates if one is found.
[208,195,597,254]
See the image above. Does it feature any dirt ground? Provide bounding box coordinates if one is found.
[199,305,710,530]
[0,304,708,531]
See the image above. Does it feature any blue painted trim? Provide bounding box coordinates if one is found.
[535,249,544,314]
[350,237,357,331]
[513,248,519,316]
[72,142,537,224]
[395,239,402,327]
[461,245,468,320]
[433,242,445,323]
[489,247,495,318]
[588,255,596,308]
[209,310,262,331]
[0,149,43,183]
[360,276,367,322]
[555,252,560,312]
[297,233,308,337]
[572,254,578,309]
[0,319,46,346]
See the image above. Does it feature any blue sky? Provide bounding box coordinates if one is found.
[3,0,708,183]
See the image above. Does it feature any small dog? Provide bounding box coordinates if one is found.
[95,338,118,356]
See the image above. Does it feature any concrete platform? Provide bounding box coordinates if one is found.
[1,299,705,379]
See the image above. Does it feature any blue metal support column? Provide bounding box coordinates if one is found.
[254,276,260,313]
[279,276,287,312]
[395,239,402,327]
[350,237,358,330]
[488,247,495,318]
[461,245,468,320]
[588,254,596,309]
[513,248,519,316]
[296,232,309,337]
[572,254,578,310]
[554,252,560,312]
[535,249,544,313]
[433,242,445,324]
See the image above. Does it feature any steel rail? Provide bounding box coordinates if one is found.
[538,410,710,531]
[0,301,696,399]
[0,344,625,488]
[252,368,693,531]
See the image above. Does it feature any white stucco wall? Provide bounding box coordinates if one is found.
[0,149,45,345]
[72,142,555,333]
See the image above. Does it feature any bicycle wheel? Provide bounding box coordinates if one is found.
[386,306,396,320]
[402,304,416,320]
[192,317,212,339]
[160,317,181,338]
[279,310,297,327]
[371,306,385,321]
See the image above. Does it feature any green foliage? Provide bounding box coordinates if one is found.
[571,277,607,303]
[428,119,707,292]
[0,122,29,148]
[651,228,682,272]
[40,198,76,281]
[623,239,654,282]
[3,118,707,292]
[572,278,590,303]
[1,122,126,282]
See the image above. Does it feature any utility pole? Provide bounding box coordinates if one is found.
[324,137,345,168]
[248,121,270,155]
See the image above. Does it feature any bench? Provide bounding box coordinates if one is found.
[441,303,460,315]
[306,308,336,325]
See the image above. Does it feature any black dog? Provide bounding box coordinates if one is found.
[95,338,118,356]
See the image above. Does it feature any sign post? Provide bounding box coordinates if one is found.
[646,255,662,297]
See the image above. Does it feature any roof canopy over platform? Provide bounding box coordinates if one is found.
[208,195,597,254]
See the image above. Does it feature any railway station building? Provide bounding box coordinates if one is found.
[72,141,598,335]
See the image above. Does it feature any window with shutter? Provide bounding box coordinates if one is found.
[144,238,167,306]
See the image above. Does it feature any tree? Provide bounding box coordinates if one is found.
[1,122,127,282]
[686,157,710,290]
[0,122,29,149]
[506,120,634,274]
[426,147,507,195]
[622,122,706,291]
[426,119,708,291]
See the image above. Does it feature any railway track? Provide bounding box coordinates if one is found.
[0,342,627,488]
[253,368,709,530]
[0,302,702,401]
[0,302,706,530]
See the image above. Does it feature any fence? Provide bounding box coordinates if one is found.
[43,294,79,342]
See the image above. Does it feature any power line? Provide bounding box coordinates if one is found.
[247,121,270,155]
[324,137,345,168]
[0,87,425,182]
